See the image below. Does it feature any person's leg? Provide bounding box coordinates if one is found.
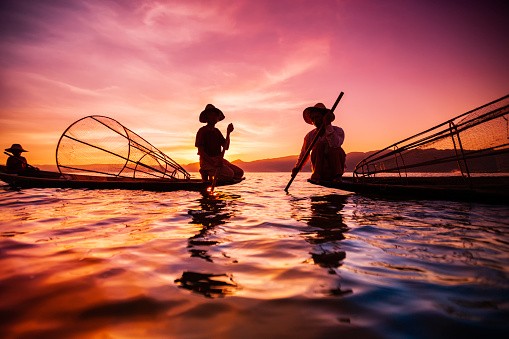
[310,141,327,181]
[328,147,346,180]
[311,143,346,182]
[220,159,244,180]
[228,162,244,179]
[199,156,218,181]
[199,169,209,181]
[338,147,346,177]
[218,165,234,180]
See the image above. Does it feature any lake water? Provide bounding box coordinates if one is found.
[0,173,508,338]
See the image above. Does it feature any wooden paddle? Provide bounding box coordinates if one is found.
[284,91,344,192]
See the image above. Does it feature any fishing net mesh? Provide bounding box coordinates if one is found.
[56,116,190,180]
[355,95,509,177]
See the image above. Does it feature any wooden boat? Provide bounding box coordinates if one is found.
[1,115,244,192]
[0,165,243,191]
[308,176,509,203]
[309,94,509,204]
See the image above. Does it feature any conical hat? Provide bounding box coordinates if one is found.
[303,103,334,125]
[199,104,225,123]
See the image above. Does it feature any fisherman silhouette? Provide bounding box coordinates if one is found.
[195,104,244,181]
[4,144,38,174]
[292,103,346,182]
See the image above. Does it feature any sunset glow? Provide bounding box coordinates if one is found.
[1,0,508,166]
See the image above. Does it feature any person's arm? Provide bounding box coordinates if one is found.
[292,131,314,175]
[324,111,334,125]
[224,123,233,151]
[195,128,204,155]
[336,127,345,146]
[324,126,344,148]
[23,157,38,171]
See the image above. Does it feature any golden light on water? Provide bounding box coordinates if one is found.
[1,173,508,337]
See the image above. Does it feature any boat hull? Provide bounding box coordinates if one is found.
[0,167,243,192]
[308,176,509,204]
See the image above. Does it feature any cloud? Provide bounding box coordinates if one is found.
[1,0,508,165]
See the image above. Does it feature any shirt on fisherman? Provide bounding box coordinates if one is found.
[195,125,226,157]
[6,155,28,174]
[296,125,345,165]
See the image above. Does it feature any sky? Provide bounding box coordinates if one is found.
[1,0,508,165]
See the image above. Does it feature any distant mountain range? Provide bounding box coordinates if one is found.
[183,151,376,172]
[184,148,506,173]
[37,149,503,174]
[35,152,372,173]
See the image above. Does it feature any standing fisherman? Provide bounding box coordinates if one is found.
[195,104,244,182]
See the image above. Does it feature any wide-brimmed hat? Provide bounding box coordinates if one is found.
[199,104,225,123]
[5,144,28,153]
[303,103,335,125]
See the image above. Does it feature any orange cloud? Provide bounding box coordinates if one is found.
[1,0,508,167]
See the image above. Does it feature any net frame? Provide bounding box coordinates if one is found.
[354,94,509,180]
[56,115,191,180]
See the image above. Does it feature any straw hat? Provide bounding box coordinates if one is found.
[199,104,225,123]
[303,103,334,125]
[5,144,28,153]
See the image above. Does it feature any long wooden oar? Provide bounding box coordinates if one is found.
[284,91,344,192]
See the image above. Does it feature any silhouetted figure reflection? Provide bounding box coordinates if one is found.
[293,194,352,297]
[304,195,348,273]
[175,192,239,298]
[177,192,241,298]
[187,192,238,262]
[174,271,238,298]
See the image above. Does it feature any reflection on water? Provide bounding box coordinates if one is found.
[347,196,509,284]
[187,192,238,261]
[181,192,241,298]
[175,271,239,298]
[292,194,353,297]
[0,173,508,338]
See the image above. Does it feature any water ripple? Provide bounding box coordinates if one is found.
[0,174,507,338]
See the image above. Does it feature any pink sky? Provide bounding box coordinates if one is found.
[1,0,508,165]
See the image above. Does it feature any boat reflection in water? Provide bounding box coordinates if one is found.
[292,194,353,297]
[175,192,241,298]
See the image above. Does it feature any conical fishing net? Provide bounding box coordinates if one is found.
[355,94,509,178]
[56,115,190,180]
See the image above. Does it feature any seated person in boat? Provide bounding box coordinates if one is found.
[195,104,244,181]
[292,103,346,182]
[4,143,38,174]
